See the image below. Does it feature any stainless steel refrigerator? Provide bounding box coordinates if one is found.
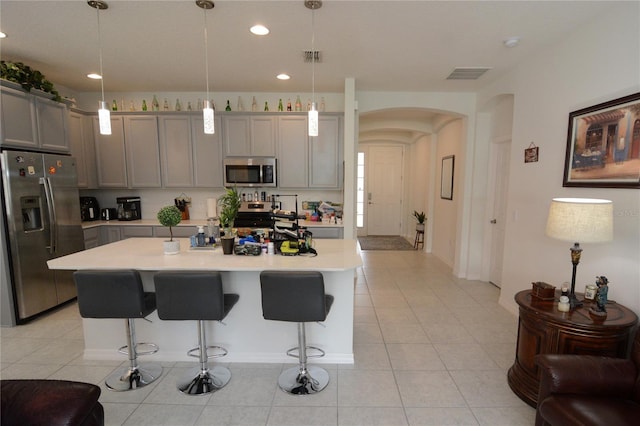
[1,149,84,323]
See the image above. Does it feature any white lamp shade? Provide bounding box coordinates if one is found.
[308,103,318,137]
[98,101,111,135]
[203,101,215,134]
[545,198,613,243]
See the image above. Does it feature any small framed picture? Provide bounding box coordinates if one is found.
[525,143,539,163]
[440,155,454,200]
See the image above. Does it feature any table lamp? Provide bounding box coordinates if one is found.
[545,198,613,309]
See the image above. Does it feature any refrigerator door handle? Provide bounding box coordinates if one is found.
[40,177,58,254]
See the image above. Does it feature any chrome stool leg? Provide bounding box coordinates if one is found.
[278,323,329,395]
[177,320,231,395]
[106,318,162,391]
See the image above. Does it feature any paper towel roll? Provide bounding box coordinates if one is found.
[206,198,217,218]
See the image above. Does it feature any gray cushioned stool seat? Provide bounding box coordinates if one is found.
[154,271,239,395]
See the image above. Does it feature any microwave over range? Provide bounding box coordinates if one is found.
[223,157,277,187]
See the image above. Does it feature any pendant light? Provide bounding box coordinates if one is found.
[305,0,322,137]
[197,0,215,134]
[88,1,111,135]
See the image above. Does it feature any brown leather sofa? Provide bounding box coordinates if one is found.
[1,379,104,426]
[535,328,640,426]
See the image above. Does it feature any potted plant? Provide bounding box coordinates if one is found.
[218,186,241,254]
[157,205,182,254]
[413,210,426,231]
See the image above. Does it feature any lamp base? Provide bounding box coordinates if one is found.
[569,293,583,310]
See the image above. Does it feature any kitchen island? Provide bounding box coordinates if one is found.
[47,238,361,364]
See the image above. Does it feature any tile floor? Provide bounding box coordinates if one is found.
[1,249,536,425]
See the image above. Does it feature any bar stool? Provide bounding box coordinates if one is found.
[153,272,239,395]
[260,271,333,395]
[73,270,162,391]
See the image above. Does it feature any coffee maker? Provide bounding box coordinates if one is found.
[116,197,141,221]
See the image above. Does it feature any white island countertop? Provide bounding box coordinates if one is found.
[48,237,361,272]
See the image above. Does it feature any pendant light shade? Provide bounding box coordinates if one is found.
[306,0,322,137]
[88,1,110,135]
[197,0,215,134]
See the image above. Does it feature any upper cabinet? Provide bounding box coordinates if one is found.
[310,115,342,188]
[158,115,223,188]
[277,115,308,188]
[68,111,97,188]
[223,114,276,157]
[93,115,161,188]
[1,85,69,153]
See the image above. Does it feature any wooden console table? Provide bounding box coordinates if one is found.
[507,289,638,407]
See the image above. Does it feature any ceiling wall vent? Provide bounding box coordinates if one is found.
[303,50,322,63]
[446,67,491,80]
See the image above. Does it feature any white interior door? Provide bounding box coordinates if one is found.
[366,146,403,235]
[489,141,510,287]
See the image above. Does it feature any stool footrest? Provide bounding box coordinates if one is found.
[187,345,228,360]
[286,345,326,359]
[118,342,159,357]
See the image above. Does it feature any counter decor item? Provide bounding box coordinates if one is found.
[531,281,556,301]
[157,205,182,255]
[218,186,241,255]
[589,275,609,320]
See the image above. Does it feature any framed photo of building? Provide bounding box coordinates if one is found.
[440,155,454,200]
[563,92,640,188]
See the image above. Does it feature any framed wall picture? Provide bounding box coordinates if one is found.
[440,155,454,200]
[563,92,640,188]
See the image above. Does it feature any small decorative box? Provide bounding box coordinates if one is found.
[531,281,556,300]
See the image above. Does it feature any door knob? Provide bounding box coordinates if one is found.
[490,219,497,224]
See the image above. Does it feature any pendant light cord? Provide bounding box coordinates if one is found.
[203,8,210,100]
[96,7,105,104]
[311,5,315,106]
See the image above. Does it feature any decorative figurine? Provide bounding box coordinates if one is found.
[589,276,609,320]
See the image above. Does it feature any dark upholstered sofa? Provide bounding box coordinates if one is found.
[535,328,640,426]
[1,379,104,426]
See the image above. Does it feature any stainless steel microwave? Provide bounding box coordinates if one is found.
[223,157,277,187]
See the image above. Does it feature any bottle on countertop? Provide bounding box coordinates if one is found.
[287,98,292,111]
[225,100,231,111]
[295,95,302,111]
[142,99,148,111]
[197,226,206,247]
[278,98,284,112]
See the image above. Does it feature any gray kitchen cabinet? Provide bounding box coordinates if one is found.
[120,226,154,239]
[309,115,342,188]
[101,226,122,244]
[223,114,276,157]
[93,115,161,188]
[308,227,343,239]
[69,111,97,188]
[277,115,308,188]
[158,115,194,187]
[125,115,161,188]
[83,227,100,249]
[1,85,69,152]
[35,97,69,152]
[93,116,128,188]
[192,116,223,187]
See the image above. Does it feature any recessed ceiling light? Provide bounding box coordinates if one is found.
[504,37,520,48]
[0,32,7,39]
[250,25,269,36]
[277,74,290,80]
[87,73,102,79]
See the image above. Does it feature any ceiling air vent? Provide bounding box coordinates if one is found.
[303,50,322,63]
[446,67,491,80]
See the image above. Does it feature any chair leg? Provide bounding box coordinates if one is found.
[277,322,330,395]
[105,319,163,392]
[177,320,231,395]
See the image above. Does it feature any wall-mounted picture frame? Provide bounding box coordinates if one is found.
[440,155,455,200]
[525,142,539,163]
[563,92,640,188]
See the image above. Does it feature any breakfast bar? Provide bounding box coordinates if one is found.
[47,238,362,364]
